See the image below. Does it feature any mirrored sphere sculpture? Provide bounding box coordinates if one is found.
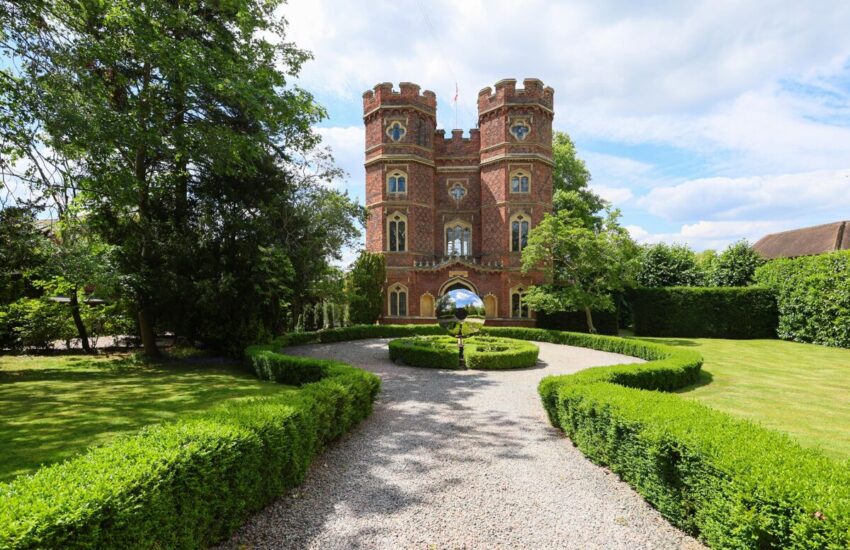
[436,289,486,338]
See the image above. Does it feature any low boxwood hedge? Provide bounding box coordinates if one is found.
[464,336,539,370]
[388,335,460,369]
[478,326,850,549]
[0,334,380,550]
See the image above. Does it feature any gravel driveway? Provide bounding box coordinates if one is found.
[217,339,703,550]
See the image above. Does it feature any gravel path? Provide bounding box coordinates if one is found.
[217,339,704,550]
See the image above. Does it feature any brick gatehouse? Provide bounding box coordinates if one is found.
[363,78,554,325]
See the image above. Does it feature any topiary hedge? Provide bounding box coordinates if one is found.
[755,251,850,348]
[0,333,380,550]
[536,309,619,335]
[463,336,539,370]
[388,335,460,369]
[477,326,850,549]
[388,334,540,370]
[627,286,778,338]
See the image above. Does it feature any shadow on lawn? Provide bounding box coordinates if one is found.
[675,369,714,393]
[0,354,284,484]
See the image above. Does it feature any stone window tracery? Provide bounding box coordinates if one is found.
[509,119,531,141]
[510,212,530,252]
[388,283,408,317]
[387,169,407,194]
[445,220,472,256]
[510,169,531,193]
[511,286,530,318]
[387,211,407,252]
[386,120,407,142]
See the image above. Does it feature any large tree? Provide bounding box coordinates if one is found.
[521,209,639,333]
[550,131,607,229]
[2,0,353,355]
[636,242,708,287]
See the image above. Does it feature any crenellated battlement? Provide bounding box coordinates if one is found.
[363,82,437,114]
[434,128,480,156]
[477,78,554,113]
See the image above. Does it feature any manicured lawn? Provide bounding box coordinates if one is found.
[0,353,290,483]
[644,337,850,461]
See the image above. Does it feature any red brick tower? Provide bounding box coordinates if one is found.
[364,79,554,324]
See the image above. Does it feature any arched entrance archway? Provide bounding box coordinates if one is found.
[438,277,478,296]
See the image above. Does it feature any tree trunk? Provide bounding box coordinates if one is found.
[69,289,92,354]
[584,307,597,334]
[138,308,159,358]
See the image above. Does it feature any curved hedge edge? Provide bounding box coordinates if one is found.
[387,335,459,369]
[463,336,539,370]
[477,326,850,549]
[0,341,381,550]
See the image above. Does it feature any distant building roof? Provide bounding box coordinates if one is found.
[753,221,850,259]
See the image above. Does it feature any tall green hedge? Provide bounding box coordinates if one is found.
[0,334,380,549]
[481,326,850,549]
[536,309,619,335]
[627,286,778,338]
[755,251,850,348]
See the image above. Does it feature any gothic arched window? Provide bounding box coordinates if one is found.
[510,169,531,193]
[387,211,407,252]
[510,286,530,318]
[510,212,530,252]
[445,220,472,256]
[387,170,407,194]
[388,283,408,317]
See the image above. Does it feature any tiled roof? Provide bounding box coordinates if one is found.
[753,221,850,259]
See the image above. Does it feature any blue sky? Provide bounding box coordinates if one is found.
[281,0,850,263]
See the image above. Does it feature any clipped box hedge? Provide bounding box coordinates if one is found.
[627,286,778,338]
[388,335,460,369]
[0,334,380,550]
[477,326,850,549]
[463,336,539,370]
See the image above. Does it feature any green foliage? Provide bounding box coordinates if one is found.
[0,298,74,350]
[755,251,850,348]
[0,207,48,304]
[710,239,764,286]
[536,309,619,335]
[0,339,380,549]
[550,132,606,229]
[522,209,639,332]
[2,0,364,356]
[463,336,539,370]
[388,335,460,369]
[628,286,778,338]
[636,243,708,287]
[346,252,386,325]
[387,334,539,370]
[476,327,850,549]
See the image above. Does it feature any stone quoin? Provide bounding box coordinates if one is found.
[363,79,554,325]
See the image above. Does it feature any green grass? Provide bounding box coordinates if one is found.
[643,338,850,461]
[0,353,290,483]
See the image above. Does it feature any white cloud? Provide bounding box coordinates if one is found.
[628,220,792,251]
[315,126,365,195]
[638,168,850,222]
[281,1,850,168]
[592,185,634,204]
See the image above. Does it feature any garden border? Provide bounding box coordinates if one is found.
[3,324,848,549]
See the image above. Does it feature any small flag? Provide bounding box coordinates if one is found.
[453,82,459,104]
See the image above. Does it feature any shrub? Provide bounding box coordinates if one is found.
[388,335,460,369]
[346,251,386,325]
[464,336,539,370]
[0,338,380,549]
[536,309,619,335]
[636,242,708,287]
[479,326,850,549]
[711,239,764,286]
[755,251,850,348]
[627,286,777,338]
[1,297,75,350]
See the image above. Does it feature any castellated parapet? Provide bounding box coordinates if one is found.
[363,79,555,326]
